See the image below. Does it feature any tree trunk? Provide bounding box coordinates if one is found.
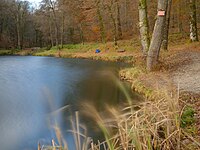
[0,20,2,41]
[162,0,172,51]
[124,0,128,30]
[79,23,84,45]
[35,29,38,46]
[69,27,74,44]
[104,0,117,46]
[48,15,54,48]
[52,14,59,50]
[96,0,106,43]
[49,0,60,50]
[16,4,21,50]
[189,0,198,42]
[109,7,117,46]
[147,0,168,71]
[16,14,21,50]
[14,2,25,50]
[116,0,122,40]
[54,24,59,50]
[177,1,183,34]
[61,11,64,49]
[138,0,150,56]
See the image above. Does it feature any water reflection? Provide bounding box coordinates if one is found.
[0,56,136,150]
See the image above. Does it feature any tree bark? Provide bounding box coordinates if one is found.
[109,7,117,45]
[79,23,84,45]
[124,0,128,29]
[16,12,21,50]
[49,0,60,50]
[105,0,117,46]
[177,1,183,34]
[48,14,54,48]
[162,0,172,51]
[189,0,198,42]
[138,0,150,56]
[60,0,65,49]
[116,0,122,40]
[15,2,21,50]
[96,0,106,43]
[147,0,168,71]
[61,11,64,49]
[52,13,59,50]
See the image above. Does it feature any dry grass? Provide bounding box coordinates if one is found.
[85,92,200,150]
[37,40,200,149]
[39,89,200,150]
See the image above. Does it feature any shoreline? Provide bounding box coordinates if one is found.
[1,43,200,97]
[1,42,200,148]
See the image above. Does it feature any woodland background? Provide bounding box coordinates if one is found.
[0,0,199,50]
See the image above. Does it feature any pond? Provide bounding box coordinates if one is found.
[0,56,138,150]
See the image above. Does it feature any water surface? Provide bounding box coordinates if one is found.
[0,56,136,150]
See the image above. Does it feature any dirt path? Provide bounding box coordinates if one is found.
[165,49,200,137]
[170,51,200,93]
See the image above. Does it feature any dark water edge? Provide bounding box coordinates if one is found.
[0,56,139,150]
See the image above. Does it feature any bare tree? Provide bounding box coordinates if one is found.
[42,0,60,49]
[1,0,198,51]
[13,1,29,49]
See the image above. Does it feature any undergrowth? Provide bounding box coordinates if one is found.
[39,85,199,150]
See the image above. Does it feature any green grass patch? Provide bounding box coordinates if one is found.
[33,39,140,58]
[0,50,14,55]
[34,49,57,56]
[181,106,195,128]
[50,43,100,53]
[49,40,139,53]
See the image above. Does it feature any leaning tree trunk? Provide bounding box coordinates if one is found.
[138,0,150,56]
[147,0,168,71]
[162,0,172,51]
[189,0,198,42]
